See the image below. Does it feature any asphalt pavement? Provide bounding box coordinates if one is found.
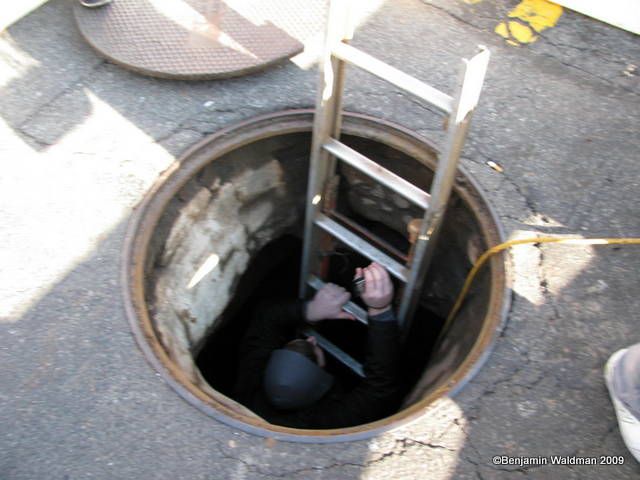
[1,0,639,478]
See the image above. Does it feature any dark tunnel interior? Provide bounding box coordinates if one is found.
[195,232,445,426]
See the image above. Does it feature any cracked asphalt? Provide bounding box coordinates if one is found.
[1,0,639,478]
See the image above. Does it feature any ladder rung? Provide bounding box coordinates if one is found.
[301,327,365,378]
[323,138,430,210]
[307,275,368,325]
[315,214,410,282]
[332,42,454,114]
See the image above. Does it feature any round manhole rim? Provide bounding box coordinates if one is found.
[122,109,511,443]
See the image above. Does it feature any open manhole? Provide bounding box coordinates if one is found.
[123,110,510,442]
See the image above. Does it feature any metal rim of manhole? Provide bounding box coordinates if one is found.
[122,109,511,443]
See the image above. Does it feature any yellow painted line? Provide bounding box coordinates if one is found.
[509,0,564,32]
[495,0,564,45]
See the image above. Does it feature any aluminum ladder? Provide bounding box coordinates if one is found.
[299,0,490,377]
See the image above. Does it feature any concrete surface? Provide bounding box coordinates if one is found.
[1,0,639,478]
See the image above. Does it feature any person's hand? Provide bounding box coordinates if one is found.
[305,283,355,323]
[355,263,394,316]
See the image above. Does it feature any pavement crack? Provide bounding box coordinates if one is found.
[504,175,537,215]
[537,34,595,55]
[495,289,518,340]
[480,353,531,398]
[472,144,538,215]
[535,51,640,98]
[215,436,458,479]
[501,214,525,223]
[398,437,457,453]
[464,344,537,418]
[458,437,517,474]
[463,446,532,476]
[421,1,489,36]
[154,124,201,144]
[398,90,445,117]
[537,244,561,321]
[365,436,458,467]
[183,106,263,135]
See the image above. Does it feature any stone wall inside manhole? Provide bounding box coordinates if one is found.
[132,112,507,438]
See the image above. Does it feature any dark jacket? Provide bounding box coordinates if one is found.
[233,300,400,429]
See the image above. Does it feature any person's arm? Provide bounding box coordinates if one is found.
[275,263,400,429]
[234,283,355,404]
[239,282,355,365]
[347,263,399,418]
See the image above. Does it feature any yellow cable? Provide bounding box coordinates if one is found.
[442,236,640,336]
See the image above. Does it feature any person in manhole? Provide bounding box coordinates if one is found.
[234,262,399,429]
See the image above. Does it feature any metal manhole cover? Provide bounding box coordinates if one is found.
[74,0,326,79]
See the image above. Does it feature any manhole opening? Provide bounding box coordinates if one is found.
[195,233,447,414]
[128,111,507,442]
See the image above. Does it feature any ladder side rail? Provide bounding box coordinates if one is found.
[397,47,491,328]
[299,0,352,299]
